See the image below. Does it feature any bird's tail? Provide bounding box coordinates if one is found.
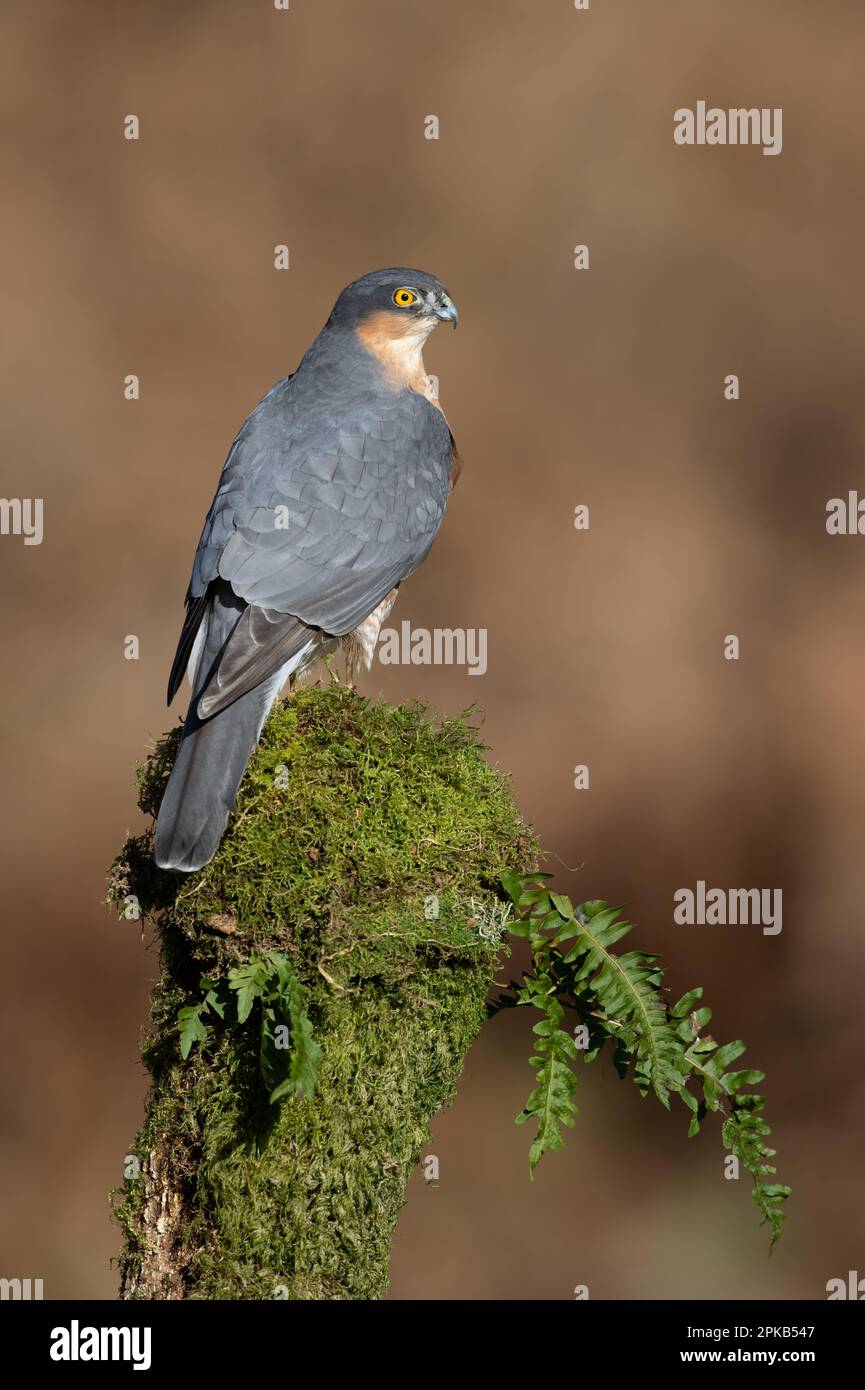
[154,668,284,872]
[155,583,304,873]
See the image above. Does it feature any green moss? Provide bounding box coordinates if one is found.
[109,683,536,1300]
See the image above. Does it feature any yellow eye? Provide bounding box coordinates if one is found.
[393,288,416,307]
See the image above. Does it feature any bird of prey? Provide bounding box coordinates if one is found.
[154,267,460,872]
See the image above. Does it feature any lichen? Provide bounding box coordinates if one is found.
[109,682,537,1300]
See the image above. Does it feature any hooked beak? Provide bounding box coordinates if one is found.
[434,297,459,329]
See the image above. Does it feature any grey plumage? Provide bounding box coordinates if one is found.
[154,582,303,872]
[155,268,458,872]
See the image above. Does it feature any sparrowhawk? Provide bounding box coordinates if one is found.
[154,267,460,872]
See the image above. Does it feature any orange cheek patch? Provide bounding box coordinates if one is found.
[355,310,437,398]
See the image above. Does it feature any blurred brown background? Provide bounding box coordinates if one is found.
[1,0,863,1299]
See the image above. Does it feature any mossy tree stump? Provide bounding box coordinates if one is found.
[109,684,536,1300]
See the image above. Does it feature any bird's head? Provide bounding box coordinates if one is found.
[328,267,459,339]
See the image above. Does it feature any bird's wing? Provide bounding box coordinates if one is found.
[166,590,211,705]
[196,602,316,719]
[169,372,453,712]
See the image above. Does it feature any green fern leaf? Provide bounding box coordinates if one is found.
[259,952,321,1103]
[499,871,790,1245]
[554,901,685,1107]
[177,1003,209,1059]
[227,958,271,1024]
[515,985,579,1175]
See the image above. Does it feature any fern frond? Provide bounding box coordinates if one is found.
[669,990,790,1247]
[513,975,579,1173]
[260,952,321,1102]
[500,872,789,1247]
[176,951,320,1104]
[550,896,686,1106]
